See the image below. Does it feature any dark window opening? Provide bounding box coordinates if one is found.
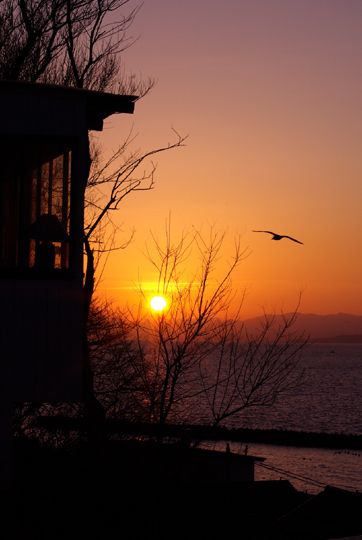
[0,136,74,275]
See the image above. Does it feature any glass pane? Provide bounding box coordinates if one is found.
[52,154,64,222]
[0,137,73,273]
[40,162,50,217]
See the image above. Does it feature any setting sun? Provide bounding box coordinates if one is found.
[150,296,167,311]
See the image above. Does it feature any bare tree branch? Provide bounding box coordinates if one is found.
[84,224,307,445]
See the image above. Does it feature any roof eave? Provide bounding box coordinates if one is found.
[0,80,137,131]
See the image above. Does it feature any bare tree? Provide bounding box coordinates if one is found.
[0,0,145,91]
[86,295,143,422]
[83,130,186,325]
[81,132,186,441]
[197,304,306,430]
[104,220,307,443]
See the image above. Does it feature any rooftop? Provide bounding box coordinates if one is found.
[0,79,137,130]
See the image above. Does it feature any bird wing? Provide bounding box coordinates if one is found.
[252,230,276,235]
[284,235,303,244]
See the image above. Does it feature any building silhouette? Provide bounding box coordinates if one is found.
[0,80,136,487]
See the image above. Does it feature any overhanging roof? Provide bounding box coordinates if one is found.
[0,80,137,131]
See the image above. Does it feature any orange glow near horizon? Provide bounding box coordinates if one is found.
[93,1,362,320]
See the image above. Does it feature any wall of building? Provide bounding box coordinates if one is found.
[0,82,87,404]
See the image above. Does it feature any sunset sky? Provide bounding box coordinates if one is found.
[96,0,362,319]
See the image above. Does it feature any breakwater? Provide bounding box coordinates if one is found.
[135,422,362,450]
[36,415,362,449]
[185,425,362,450]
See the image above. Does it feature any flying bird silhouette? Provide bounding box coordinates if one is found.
[253,230,303,244]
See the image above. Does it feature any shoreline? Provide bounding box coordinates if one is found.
[36,416,362,450]
[112,421,362,450]
[124,422,362,450]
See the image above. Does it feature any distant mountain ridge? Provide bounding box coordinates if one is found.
[240,312,362,342]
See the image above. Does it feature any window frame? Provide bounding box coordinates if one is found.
[0,134,77,279]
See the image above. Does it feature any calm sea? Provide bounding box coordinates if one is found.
[200,344,362,493]
[226,343,362,435]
